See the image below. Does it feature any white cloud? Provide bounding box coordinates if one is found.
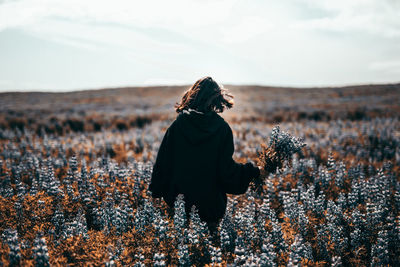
[0,0,236,30]
[220,16,275,44]
[292,0,400,38]
[27,18,194,55]
[3,0,399,47]
[369,60,400,74]
[0,0,399,90]
[0,0,242,53]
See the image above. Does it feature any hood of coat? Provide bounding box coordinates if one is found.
[175,109,224,144]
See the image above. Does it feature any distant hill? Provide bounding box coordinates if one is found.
[1,83,399,135]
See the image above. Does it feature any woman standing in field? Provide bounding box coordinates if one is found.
[149,76,267,234]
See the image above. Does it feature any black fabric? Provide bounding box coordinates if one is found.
[149,110,260,223]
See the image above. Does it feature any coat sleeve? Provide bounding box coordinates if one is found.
[149,128,171,198]
[217,125,260,194]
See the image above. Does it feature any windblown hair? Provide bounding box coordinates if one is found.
[175,76,234,113]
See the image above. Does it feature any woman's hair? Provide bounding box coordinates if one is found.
[175,76,234,113]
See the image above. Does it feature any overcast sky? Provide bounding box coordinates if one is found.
[0,0,399,92]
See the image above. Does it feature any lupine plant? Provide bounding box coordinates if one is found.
[33,234,50,267]
[0,114,399,266]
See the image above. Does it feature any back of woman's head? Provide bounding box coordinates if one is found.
[175,76,234,113]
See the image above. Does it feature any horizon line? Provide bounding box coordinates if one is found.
[1,81,399,94]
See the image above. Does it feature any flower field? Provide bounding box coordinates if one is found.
[0,84,399,266]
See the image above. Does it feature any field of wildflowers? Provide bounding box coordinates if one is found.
[0,84,399,266]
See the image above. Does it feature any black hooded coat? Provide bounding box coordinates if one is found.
[149,110,260,223]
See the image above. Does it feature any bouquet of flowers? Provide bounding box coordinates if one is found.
[259,126,306,173]
[252,126,306,194]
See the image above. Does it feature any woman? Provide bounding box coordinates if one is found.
[149,76,266,232]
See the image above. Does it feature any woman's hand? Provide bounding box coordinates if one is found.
[264,157,283,173]
[151,197,161,208]
[258,166,268,180]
